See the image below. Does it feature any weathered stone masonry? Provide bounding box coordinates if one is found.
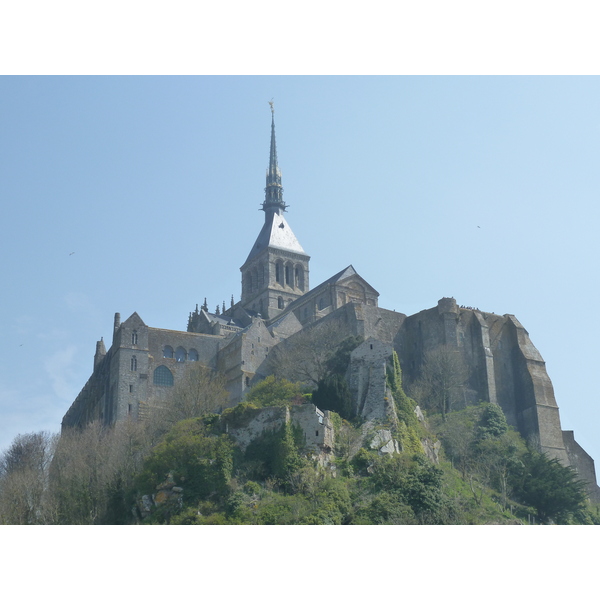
[62,109,600,501]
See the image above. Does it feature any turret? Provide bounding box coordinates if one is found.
[94,337,106,370]
[113,312,121,343]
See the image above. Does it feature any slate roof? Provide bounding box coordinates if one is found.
[244,211,307,264]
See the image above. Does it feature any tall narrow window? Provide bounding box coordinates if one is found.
[130,356,137,371]
[131,331,138,345]
[278,296,284,309]
[285,264,291,285]
[175,347,187,362]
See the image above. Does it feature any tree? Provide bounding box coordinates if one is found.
[136,418,234,522]
[267,320,350,386]
[165,363,229,424]
[412,345,468,420]
[510,450,588,524]
[0,431,58,524]
[245,375,302,408]
[50,420,150,524]
[311,374,354,419]
[142,363,229,444]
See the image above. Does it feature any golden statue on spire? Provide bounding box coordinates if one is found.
[269,99,274,115]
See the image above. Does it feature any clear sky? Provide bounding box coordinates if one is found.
[2,75,600,476]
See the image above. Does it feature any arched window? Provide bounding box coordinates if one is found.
[285,264,291,286]
[275,260,283,284]
[175,347,186,362]
[130,356,137,371]
[188,349,199,361]
[153,365,174,387]
[278,296,284,309]
[131,331,138,345]
[163,345,174,359]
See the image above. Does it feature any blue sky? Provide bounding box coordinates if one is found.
[2,75,600,476]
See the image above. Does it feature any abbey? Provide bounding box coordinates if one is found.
[62,108,599,500]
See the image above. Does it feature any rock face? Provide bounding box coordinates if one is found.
[369,429,401,455]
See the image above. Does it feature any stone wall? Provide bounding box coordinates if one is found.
[348,339,398,423]
[223,403,334,456]
[562,431,600,501]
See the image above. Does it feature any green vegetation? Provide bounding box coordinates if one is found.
[244,375,302,408]
[1,356,597,525]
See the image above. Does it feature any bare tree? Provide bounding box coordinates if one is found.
[161,364,229,426]
[50,420,150,524]
[0,431,58,524]
[267,320,349,386]
[411,345,468,420]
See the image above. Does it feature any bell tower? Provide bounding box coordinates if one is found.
[240,103,310,319]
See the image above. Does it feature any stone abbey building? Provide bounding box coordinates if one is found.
[62,108,599,499]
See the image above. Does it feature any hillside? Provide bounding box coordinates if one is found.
[1,355,597,525]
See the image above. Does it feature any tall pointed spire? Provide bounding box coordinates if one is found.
[262,101,287,215]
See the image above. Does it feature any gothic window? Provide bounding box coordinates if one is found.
[131,331,138,345]
[188,349,199,361]
[163,346,174,359]
[153,365,174,387]
[278,296,284,309]
[258,299,263,315]
[275,260,283,284]
[175,347,187,362]
[130,356,137,371]
[318,297,326,310]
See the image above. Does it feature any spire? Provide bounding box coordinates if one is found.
[262,101,287,215]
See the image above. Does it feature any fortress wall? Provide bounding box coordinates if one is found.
[489,317,519,427]
[562,431,600,501]
[62,355,110,429]
[506,316,568,464]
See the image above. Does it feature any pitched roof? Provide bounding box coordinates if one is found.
[244,211,307,264]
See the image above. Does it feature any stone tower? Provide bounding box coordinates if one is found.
[239,104,310,319]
